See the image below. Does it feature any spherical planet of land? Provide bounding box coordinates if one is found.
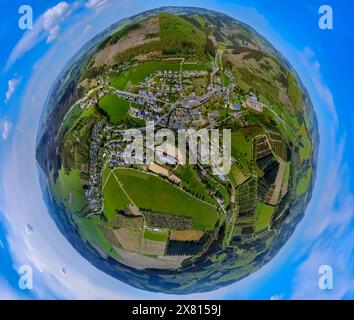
[36,7,318,294]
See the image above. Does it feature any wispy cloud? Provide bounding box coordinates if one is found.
[86,0,108,10]
[5,77,21,102]
[1,121,12,141]
[85,0,116,15]
[290,134,354,299]
[286,47,352,299]
[299,47,338,127]
[5,1,77,70]
[0,279,21,300]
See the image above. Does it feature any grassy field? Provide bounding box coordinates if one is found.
[230,164,248,185]
[299,124,312,161]
[231,129,255,170]
[233,68,251,91]
[283,161,291,185]
[216,108,228,121]
[300,137,311,161]
[175,165,216,205]
[114,168,218,231]
[296,168,312,196]
[254,203,275,231]
[144,229,169,242]
[111,61,181,90]
[221,73,229,86]
[52,168,87,214]
[287,73,303,109]
[98,94,130,124]
[61,105,83,134]
[73,215,120,260]
[182,61,210,71]
[102,170,131,221]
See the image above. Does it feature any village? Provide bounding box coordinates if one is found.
[80,61,276,215]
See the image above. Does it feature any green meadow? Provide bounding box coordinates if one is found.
[111,61,181,90]
[254,203,275,231]
[175,165,216,205]
[52,168,87,214]
[73,215,120,260]
[296,168,312,196]
[144,229,169,242]
[98,94,130,124]
[102,170,131,221]
[113,168,218,231]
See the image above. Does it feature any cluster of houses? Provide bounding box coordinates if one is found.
[85,121,105,214]
[137,69,209,102]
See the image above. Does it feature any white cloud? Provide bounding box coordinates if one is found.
[289,133,354,299]
[86,0,108,10]
[299,47,338,127]
[5,2,76,70]
[285,44,352,298]
[43,2,72,43]
[0,279,21,300]
[85,0,113,15]
[5,77,21,102]
[83,25,92,34]
[1,121,12,141]
[292,237,354,299]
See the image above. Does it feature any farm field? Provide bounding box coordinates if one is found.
[231,130,253,161]
[296,168,312,196]
[144,229,169,242]
[102,170,131,221]
[111,60,182,90]
[73,215,120,260]
[283,162,290,185]
[254,203,275,231]
[182,61,210,71]
[114,168,219,231]
[170,230,204,241]
[98,94,130,124]
[230,164,248,186]
[287,73,302,109]
[52,168,87,214]
[114,228,143,253]
[299,124,312,161]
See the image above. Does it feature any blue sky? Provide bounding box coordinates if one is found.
[0,0,353,299]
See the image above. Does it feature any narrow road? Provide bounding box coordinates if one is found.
[108,87,167,104]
